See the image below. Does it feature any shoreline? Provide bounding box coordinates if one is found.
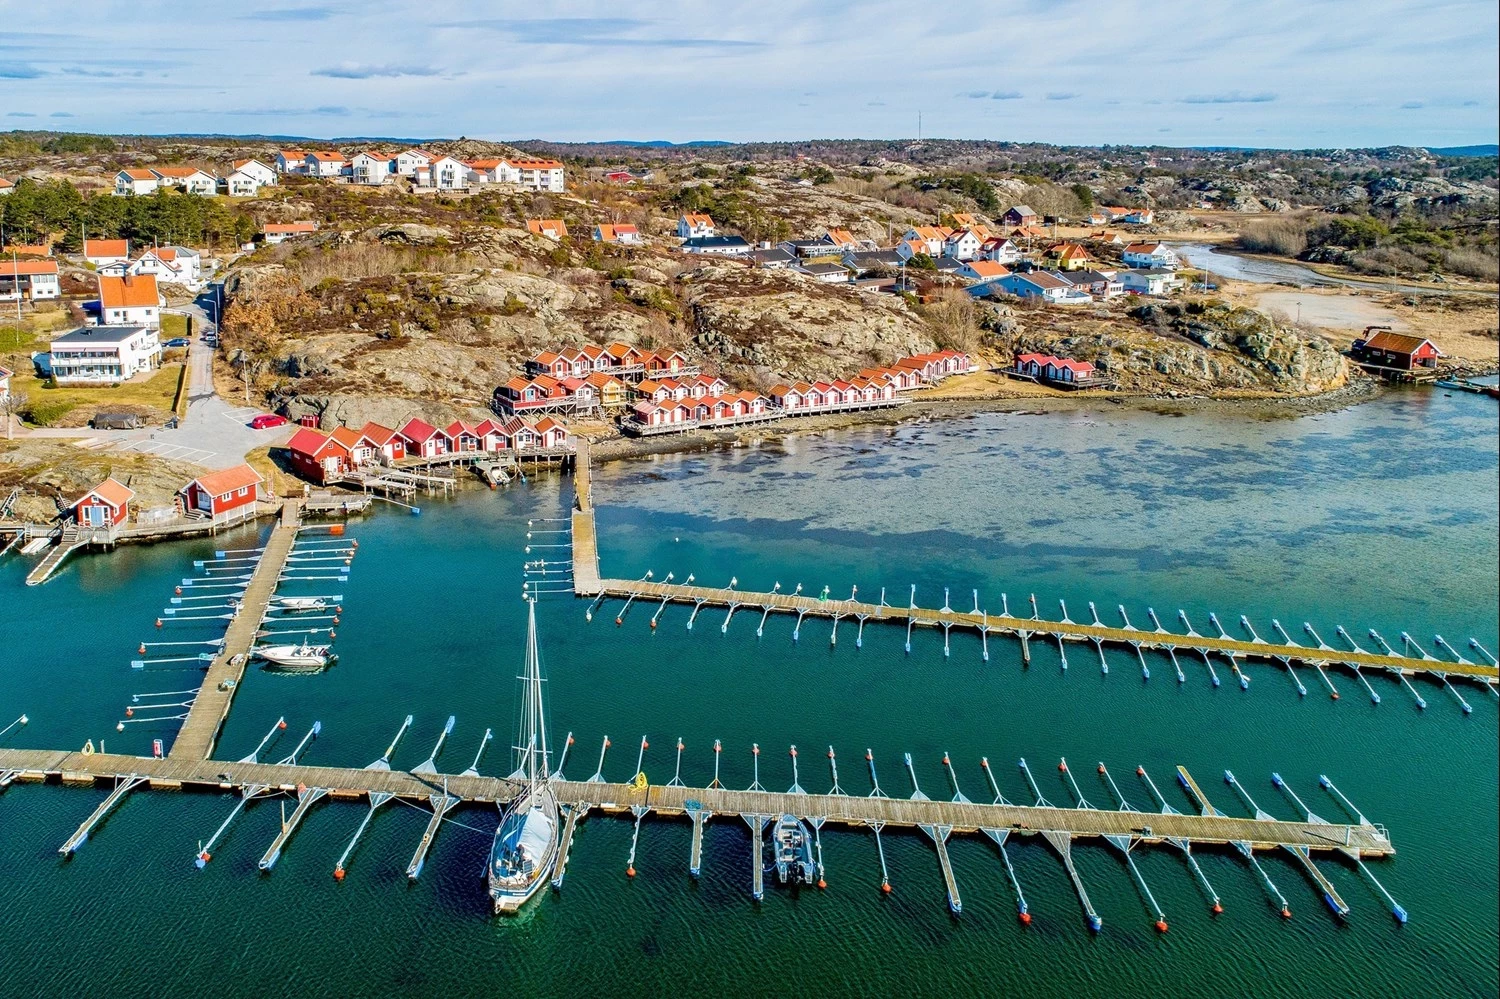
[586,377,1386,465]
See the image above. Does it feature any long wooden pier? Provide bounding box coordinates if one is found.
[580,576,1498,685]
[168,500,303,760]
[0,747,1394,858]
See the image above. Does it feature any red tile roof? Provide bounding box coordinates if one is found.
[80,478,134,509]
[98,274,158,309]
[84,239,129,258]
[188,464,263,496]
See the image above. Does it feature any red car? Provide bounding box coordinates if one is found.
[250,413,288,430]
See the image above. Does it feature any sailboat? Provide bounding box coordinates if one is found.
[487,598,560,914]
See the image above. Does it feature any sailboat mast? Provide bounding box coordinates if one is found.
[528,597,550,780]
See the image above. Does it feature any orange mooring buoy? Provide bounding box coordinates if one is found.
[1212,902,1223,915]
[1098,764,1106,774]
[139,644,147,655]
[278,719,288,729]
[1019,911,1032,925]
[1058,760,1067,772]
[817,878,826,889]
[626,865,636,878]
[1155,920,1168,933]
[1281,907,1292,919]
[155,618,163,628]
[199,851,211,864]
[880,881,892,894]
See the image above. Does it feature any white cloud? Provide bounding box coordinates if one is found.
[0,0,1493,146]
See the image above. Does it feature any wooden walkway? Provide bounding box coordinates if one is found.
[0,748,1393,857]
[579,576,1499,685]
[571,439,601,592]
[168,500,302,761]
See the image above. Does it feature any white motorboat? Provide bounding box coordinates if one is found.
[488,598,560,913]
[254,642,336,670]
[274,597,328,612]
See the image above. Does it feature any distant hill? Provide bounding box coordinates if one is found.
[1428,144,1499,158]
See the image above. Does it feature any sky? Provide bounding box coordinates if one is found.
[2,0,1496,149]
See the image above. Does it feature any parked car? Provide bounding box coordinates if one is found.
[250,413,288,430]
[92,413,144,430]
[163,337,190,347]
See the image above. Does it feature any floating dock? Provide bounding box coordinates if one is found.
[169,501,303,760]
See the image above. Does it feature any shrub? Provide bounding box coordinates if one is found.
[1442,247,1499,282]
[22,398,74,426]
[1239,219,1308,256]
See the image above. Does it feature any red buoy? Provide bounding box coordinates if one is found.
[817,878,826,889]
[278,720,287,729]
[199,851,211,863]
[1136,766,1145,776]
[942,754,950,766]
[1331,692,1340,700]
[880,882,892,894]
[790,747,797,757]
[1212,902,1223,915]
[174,586,182,595]
[1098,764,1106,774]
[139,644,147,655]
[615,617,622,626]
[1058,760,1067,772]
[1155,920,1168,933]
[626,865,636,878]
[334,867,345,881]
[156,619,163,628]
[1281,907,1292,919]
[1019,911,1032,925]
[650,620,657,629]
[125,707,134,718]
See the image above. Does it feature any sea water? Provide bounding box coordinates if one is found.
[0,388,1494,998]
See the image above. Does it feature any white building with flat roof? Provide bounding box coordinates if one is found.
[48,325,162,384]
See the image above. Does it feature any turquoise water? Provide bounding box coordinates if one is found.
[0,388,1495,998]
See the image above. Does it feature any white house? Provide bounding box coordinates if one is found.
[49,324,161,383]
[942,228,983,261]
[1122,242,1177,269]
[797,262,850,284]
[232,159,277,188]
[957,259,1011,284]
[0,259,60,301]
[677,213,716,239]
[1119,269,1180,296]
[114,169,160,197]
[304,151,346,178]
[151,167,217,195]
[262,222,317,244]
[993,271,1092,305]
[127,247,201,287]
[394,149,432,178]
[275,150,310,175]
[0,178,13,196]
[223,169,264,197]
[83,239,130,267]
[509,158,565,192]
[424,156,469,190]
[680,235,751,256]
[98,274,161,328]
[901,226,951,257]
[979,238,1022,265]
[350,152,393,185]
[1060,269,1124,300]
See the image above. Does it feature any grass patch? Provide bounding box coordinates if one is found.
[11,362,187,427]
[161,313,190,339]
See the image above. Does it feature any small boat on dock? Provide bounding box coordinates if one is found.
[489,597,560,914]
[254,642,337,671]
[273,597,328,612]
[769,813,815,885]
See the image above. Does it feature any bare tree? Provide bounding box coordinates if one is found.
[2,388,26,441]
